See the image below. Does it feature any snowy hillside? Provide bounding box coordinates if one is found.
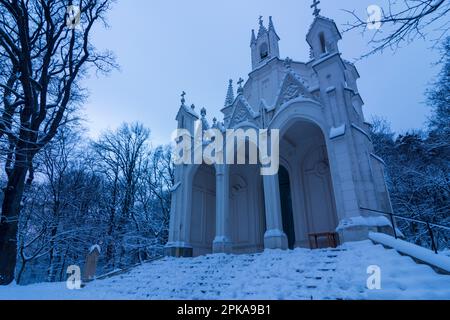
[1,241,449,300]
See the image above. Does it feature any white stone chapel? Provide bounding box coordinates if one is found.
[166,8,394,258]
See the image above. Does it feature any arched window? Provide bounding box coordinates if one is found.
[259,43,269,60]
[319,32,326,54]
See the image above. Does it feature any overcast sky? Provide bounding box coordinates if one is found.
[82,0,442,145]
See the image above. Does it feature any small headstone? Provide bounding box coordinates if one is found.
[82,244,101,282]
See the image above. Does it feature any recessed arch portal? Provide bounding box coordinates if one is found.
[278,117,339,248]
[190,165,216,257]
[228,137,266,254]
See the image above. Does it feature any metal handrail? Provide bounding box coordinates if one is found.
[360,207,450,254]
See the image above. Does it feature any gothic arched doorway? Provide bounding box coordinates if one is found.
[279,119,339,248]
[190,165,216,256]
[229,163,266,254]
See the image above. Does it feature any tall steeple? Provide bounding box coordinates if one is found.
[250,16,280,70]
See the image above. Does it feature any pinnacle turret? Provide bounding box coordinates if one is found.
[268,16,280,40]
[250,29,256,46]
[224,79,235,107]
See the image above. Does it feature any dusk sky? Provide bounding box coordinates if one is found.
[82,0,442,145]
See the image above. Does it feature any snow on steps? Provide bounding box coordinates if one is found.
[94,256,164,282]
[369,232,450,275]
[1,240,449,300]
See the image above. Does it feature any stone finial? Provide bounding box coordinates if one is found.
[250,29,256,45]
[284,57,293,70]
[200,107,207,118]
[268,16,275,32]
[191,104,196,111]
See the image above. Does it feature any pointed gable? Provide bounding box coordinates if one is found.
[176,104,199,122]
[274,71,316,109]
[228,96,258,128]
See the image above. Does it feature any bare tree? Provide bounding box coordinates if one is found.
[92,122,151,268]
[38,126,83,281]
[0,0,116,285]
[17,146,107,285]
[136,145,174,251]
[344,0,449,58]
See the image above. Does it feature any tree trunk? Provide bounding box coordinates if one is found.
[47,225,59,282]
[0,166,28,285]
[16,260,26,286]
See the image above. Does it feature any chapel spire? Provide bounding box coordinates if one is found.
[224,79,235,107]
[250,16,280,70]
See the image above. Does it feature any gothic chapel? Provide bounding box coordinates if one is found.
[166,8,394,257]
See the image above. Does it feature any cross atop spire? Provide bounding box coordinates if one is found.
[311,0,321,17]
[181,91,186,106]
[237,78,244,95]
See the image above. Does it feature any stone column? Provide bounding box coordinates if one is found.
[213,164,233,253]
[165,167,194,257]
[263,174,288,250]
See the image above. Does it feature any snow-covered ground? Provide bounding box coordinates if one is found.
[1,241,449,300]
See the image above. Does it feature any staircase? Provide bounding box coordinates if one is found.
[75,241,450,300]
[2,240,449,300]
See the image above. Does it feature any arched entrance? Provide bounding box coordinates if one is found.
[229,163,266,254]
[279,119,339,248]
[190,165,216,256]
[227,135,266,254]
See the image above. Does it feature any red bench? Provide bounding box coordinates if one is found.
[308,232,339,249]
